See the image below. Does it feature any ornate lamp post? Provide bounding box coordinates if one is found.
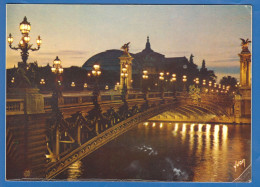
[51,56,63,114]
[39,78,46,90]
[50,56,64,161]
[11,77,15,84]
[121,63,128,104]
[226,86,230,94]
[7,16,42,68]
[195,77,199,88]
[208,81,212,94]
[209,81,212,87]
[182,75,187,92]
[170,74,177,95]
[203,79,206,86]
[71,82,76,90]
[159,72,165,98]
[142,70,149,103]
[40,78,45,85]
[91,64,101,107]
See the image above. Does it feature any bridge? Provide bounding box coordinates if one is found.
[6,90,235,179]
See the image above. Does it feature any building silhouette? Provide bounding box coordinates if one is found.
[83,36,201,90]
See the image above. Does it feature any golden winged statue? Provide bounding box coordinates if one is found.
[240,38,251,47]
[121,42,130,54]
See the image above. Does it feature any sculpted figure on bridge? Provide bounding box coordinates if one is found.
[240,38,251,53]
[121,42,130,54]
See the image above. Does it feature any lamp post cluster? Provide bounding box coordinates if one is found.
[121,63,128,103]
[91,64,101,107]
[182,75,187,92]
[40,78,46,85]
[159,72,165,98]
[7,16,42,68]
[51,56,63,114]
[71,82,76,88]
[195,78,199,87]
[142,70,149,103]
[170,74,177,94]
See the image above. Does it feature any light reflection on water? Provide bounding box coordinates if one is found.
[60,122,250,182]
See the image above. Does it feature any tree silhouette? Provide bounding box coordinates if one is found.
[199,59,217,82]
[220,76,237,87]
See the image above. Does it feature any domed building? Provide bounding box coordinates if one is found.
[82,37,197,90]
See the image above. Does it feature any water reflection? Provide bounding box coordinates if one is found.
[58,122,251,182]
[181,123,187,144]
[160,123,163,128]
[174,123,179,132]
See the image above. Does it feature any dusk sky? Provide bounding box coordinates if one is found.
[6,5,251,82]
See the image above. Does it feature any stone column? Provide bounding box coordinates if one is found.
[235,39,251,123]
[119,53,134,90]
[239,53,251,87]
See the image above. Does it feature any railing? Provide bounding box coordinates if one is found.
[6,99,24,115]
[43,92,169,108]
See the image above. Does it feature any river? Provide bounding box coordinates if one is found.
[56,122,251,182]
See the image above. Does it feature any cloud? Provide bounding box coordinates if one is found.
[209,66,240,74]
[209,58,238,63]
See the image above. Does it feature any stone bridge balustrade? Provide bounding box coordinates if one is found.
[6,99,24,115]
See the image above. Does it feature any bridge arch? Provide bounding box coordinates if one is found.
[45,96,233,179]
[150,99,232,122]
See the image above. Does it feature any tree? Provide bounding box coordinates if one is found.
[199,59,217,82]
[201,59,206,69]
[189,54,194,64]
[189,85,201,102]
[220,76,237,88]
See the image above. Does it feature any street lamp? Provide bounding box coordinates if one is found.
[71,82,76,87]
[7,17,42,67]
[170,74,177,95]
[121,63,128,104]
[203,79,206,86]
[39,78,46,91]
[209,81,212,87]
[51,56,63,113]
[91,64,101,107]
[195,77,199,88]
[84,83,88,88]
[142,70,149,103]
[183,75,187,92]
[11,77,15,84]
[159,72,165,98]
[40,78,45,85]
